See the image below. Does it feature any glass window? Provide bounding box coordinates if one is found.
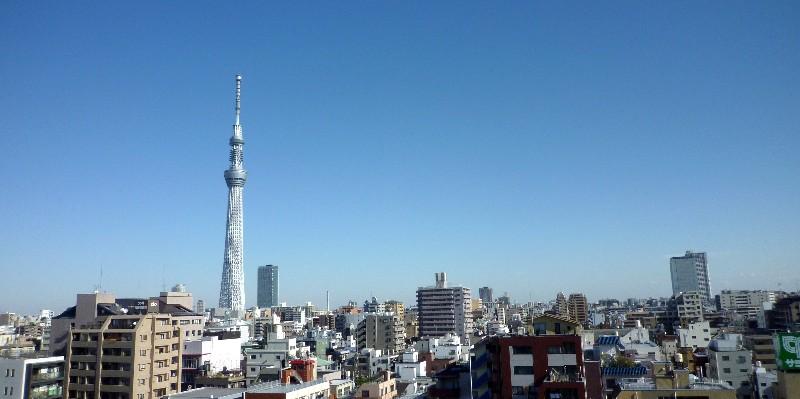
[514,366,534,375]
[512,346,532,355]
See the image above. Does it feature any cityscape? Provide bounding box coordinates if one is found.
[1,3,799,399]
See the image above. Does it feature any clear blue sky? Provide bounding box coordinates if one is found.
[1,2,799,314]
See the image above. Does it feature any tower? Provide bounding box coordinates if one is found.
[670,251,711,303]
[219,74,247,313]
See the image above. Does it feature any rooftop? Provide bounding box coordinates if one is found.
[167,387,246,399]
[247,379,329,394]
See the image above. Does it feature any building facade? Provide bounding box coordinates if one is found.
[0,355,63,399]
[356,314,405,355]
[567,293,588,325]
[670,251,711,303]
[256,266,279,309]
[416,273,473,344]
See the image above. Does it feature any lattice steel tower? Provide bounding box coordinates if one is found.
[219,74,247,313]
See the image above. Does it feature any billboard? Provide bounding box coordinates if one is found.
[776,333,800,371]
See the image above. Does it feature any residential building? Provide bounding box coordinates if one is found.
[416,273,473,344]
[256,266,279,309]
[567,293,588,325]
[356,314,405,355]
[246,379,330,399]
[670,251,711,303]
[181,335,242,390]
[0,354,63,399]
[383,301,404,320]
[472,334,585,399]
[708,333,753,399]
[554,293,568,318]
[669,291,705,328]
[677,321,712,349]
[743,334,777,371]
[353,371,397,399]
[613,362,735,399]
[766,296,800,331]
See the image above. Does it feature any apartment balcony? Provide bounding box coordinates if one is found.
[31,371,64,383]
[543,372,583,384]
[69,384,95,391]
[99,384,129,393]
[101,355,130,363]
[102,340,133,349]
[71,341,99,348]
[71,355,97,363]
[547,354,578,367]
[100,370,130,378]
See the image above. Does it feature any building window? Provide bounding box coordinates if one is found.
[512,346,532,355]
[141,335,148,341]
[723,368,731,374]
[362,390,369,397]
[512,386,524,395]
[140,350,146,356]
[514,366,534,375]
[722,355,730,361]
[138,379,146,385]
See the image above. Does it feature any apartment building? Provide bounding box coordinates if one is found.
[355,314,405,355]
[416,273,472,344]
[0,354,64,399]
[567,293,588,325]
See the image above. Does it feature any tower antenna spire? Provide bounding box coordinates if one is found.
[235,74,242,125]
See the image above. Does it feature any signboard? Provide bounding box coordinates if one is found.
[776,333,800,371]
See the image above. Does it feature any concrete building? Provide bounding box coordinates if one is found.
[353,371,397,399]
[677,321,712,349]
[708,333,753,399]
[416,273,472,344]
[0,354,63,399]
[383,301,404,320]
[356,314,405,355]
[478,287,493,304]
[744,334,777,371]
[256,266,279,309]
[181,335,242,390]
[567,293,588,325]
[670,251,711,303]
[613,363,735,399]
[718,290,776,310]
[669,291,705,328]
[472,334,585,399]
[554,293,568,318]
[246,379,330,399]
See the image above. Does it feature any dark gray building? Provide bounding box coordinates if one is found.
[257,265,279,308]
[478,286,493,303]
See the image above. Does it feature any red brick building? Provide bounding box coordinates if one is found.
[473,335,586,399]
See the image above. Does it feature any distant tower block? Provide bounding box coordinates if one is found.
[219,75,248,313]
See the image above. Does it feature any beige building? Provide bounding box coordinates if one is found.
[616,363,735,399]
[356,314,405,355]
[65,313,184,399]
[353,372,397,399]
[383,301,404,320]
[567,293,588,324]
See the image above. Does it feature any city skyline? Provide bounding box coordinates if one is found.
[1,2,799,314]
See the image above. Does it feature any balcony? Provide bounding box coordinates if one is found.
[547,354,578,367]
[31,371,63,382]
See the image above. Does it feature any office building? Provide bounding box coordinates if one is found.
[718,290,776,310]
[478,287,493,304]
[670,251,711,303]
[416,273,473,344]
[256,266,279,309]
[219,75,248,314]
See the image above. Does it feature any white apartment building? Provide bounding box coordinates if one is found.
[719,290,777,310]
[708,333,753,399]
[0,355,63,399]
[677,321,712,349]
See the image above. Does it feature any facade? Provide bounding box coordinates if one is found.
[219,74,248,314]
[416,273,473,344]
[567,293,588,325]
[353,372,397,399]
[472,334,585,399]
[718,290,776,310]
[383,301,404,320]
[670,251,711,303]
[356,314,405,355]
[743,334,776,371]
[64,313,184,399]
[669,291,705,328]
[554,293,568,318]
[707,334,753,399]
[479,287,493,304]
[0,355,64,399]
[256,266,279,309]
[181,335,242,390]
[677,321,712,349]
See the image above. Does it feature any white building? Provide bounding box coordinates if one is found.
[395,348,426,383]
[183,335,242,373]
[0,355,64,399]
[707,333,753,399]
[677,321,712,349]
[718,290,776,310]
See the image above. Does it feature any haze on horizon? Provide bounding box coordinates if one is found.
[1,2,798,315]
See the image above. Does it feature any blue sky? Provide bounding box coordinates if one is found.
[1,2,798,314]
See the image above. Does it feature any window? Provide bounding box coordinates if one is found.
[140,350,146,356]
[138,379,146,385]
[722,356,730,361]
[9,369,13,377]
[362,390,369,397]
[139,364,146,371]
[512,346,532,355]
[723,368,731,373]
[514,366,534,375]
[140,335,148,341]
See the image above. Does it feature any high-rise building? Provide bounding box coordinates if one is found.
[567,293,588,324]
[670,251,711,303]
[256,265,279,308]
[554,292,568,317]
[478,287,493,303]
[356,314,405,354]
[384,300,404,320]
[195,300,205,315]
[219,75,248,314]
[416,272,473,343]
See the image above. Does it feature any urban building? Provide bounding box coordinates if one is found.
[246,379,330,399]
[0,354,63,399]
[612,362,735,399]
[383,301,404,320]
[416,273,473,344]
[356,314,405,355]
[554,293,568,318]
[353,371,397,399]
[256,266,279,309]
[362,298,385,314]
[219,74,248,314]
[765,295,800,331]
[181,335,242,390]
[567,293,588,325]
[670,251,711,303]
[478,287,493,304]
[743,334,777,371]
[707,334,753,399]
[669,291,705,328]
[718,290,776,310]
[677,321,712,349]
[472,334,585,399]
